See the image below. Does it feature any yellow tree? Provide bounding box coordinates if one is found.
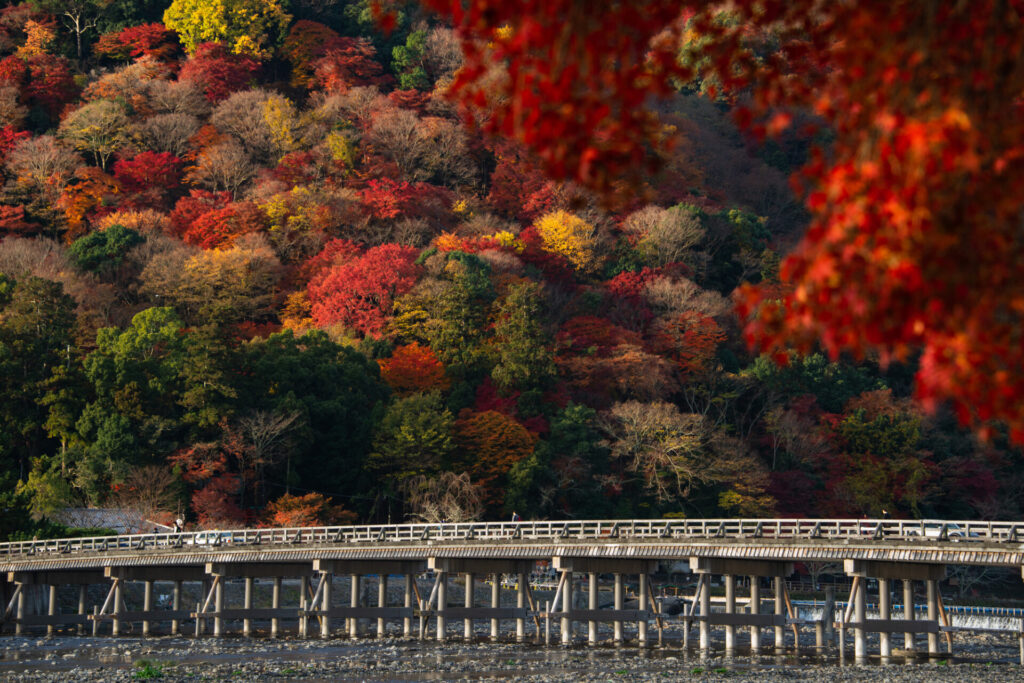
[534,210,602,274]
[163,0,292,59]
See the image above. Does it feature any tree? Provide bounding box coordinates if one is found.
[15,19,54,58]
[0,276,77,481]
[94,23,180,62]
[210,89,301,164]
[621,204,705,268]
[453,409,535,509]
[169,189,232,237]
[534,210,603,274]
[58,100,131,170]
[506,403,611,518]
[190,472,244,527]
[378,342,451,396]
[422,0,1024,444]
[403,471,483,523]
[136,113,202,157]
[312,36,386,93]
[367,391,454,488]
[186,140,255,197]
[177,42,260,103]
[0,88,28,132]
[601,400,719,505]
[80,56,164,109]
[77,307,187,499]
[420,252,495,376]
[307,244,421,336]
[163,0,292,59]
[649,311,727,378]
[490,281,556,391]
[68,224,145,276]
[236,330,388,503]
[263,492,356,526]
[140,234,280,325]
[280,19,344,88]
[57,167,121,235]
[33,0,101,62]
[391,29,429,90]
[22,53,77,116]
[178,201,264,250]
[113,464,181,525]
[112,151,183,210]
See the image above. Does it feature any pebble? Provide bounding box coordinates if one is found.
[0,632,1021,682]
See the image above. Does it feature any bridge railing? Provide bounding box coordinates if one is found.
[0,518,1021,561]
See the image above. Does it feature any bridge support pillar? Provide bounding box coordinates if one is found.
[490,573,499,641]
[200,578,210,636]
[436,572,447,642]
[15,586,24,635]
[464,572,474,641]
[350,575,361,639]
[516,572,527,642]
[46,584,56,637]
[903,579,915,652]
[613,574,623,644]
[927,579,939,655]
[560,571,573,646]
[404,573,413,637]
[298,577,307,638]
[213,577,223,637]
[112,580,122,637]
[172,580,182,636]
[854,575,866,662]
[243,577,253,637]
[699,575,710,651]
[774,577,785,652]
[878,578,891,658]
[724,575,736,652]
[142,580,153,637]
[638,572,648,647]
[824,585,835,643]
[271,577,281,638]
[750,576,761,653]
[78,584,87,636]
[588,572,598,645]
[321,573,332,638]
[377,574,387,638]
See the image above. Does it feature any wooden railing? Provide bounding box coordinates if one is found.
[1,518,1021,561]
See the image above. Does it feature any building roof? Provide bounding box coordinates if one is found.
[51,508,172,535]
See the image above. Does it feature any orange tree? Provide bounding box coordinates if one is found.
[409,0,1024,441]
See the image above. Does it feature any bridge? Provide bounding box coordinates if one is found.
[2,518,1023,664]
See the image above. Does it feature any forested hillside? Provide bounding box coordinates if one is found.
[0,0,1020,535]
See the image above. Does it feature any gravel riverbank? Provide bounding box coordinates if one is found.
[1,631,1021,682]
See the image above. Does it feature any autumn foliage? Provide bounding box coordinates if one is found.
[307,244,421,335]
[378,342,451,396]
[1,0,1022,535]
[263,492,357,527]
[424,0,1024,445]
[94,23,180,62]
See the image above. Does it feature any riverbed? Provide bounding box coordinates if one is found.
[1,631,1021,682]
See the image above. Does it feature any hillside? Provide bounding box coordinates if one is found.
[0,0,1020,536]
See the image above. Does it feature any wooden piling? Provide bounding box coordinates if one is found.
[879,578,891,657]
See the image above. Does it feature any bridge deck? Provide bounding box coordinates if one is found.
[1,519,1022,570]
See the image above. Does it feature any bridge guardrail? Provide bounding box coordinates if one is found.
[1,519,1022,562]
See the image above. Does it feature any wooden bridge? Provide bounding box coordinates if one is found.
[2,518,1023,663]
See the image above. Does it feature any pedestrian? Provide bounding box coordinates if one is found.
[511,511,521,523]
